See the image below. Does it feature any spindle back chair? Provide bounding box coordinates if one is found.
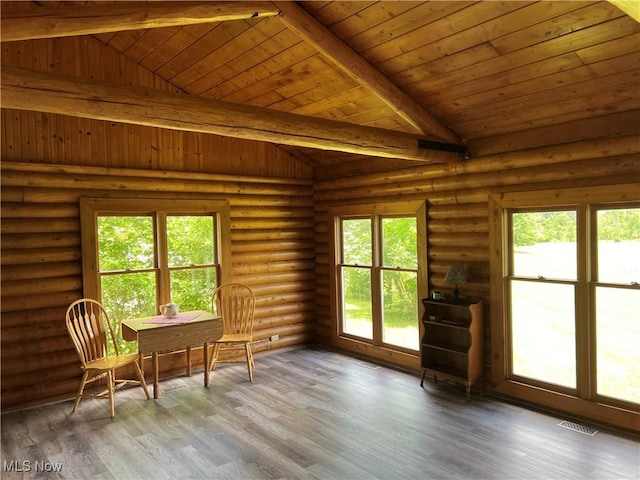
[65,298,149,417]
[208,284,256,381]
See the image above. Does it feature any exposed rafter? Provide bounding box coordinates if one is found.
[1,67,463,164]
[1,0,464,151]
[0,1,280,42]
[274,1,462,145]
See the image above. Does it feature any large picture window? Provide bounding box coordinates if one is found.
[489,184,639,430]
[80,198,231,353]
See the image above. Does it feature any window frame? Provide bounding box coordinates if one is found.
[80,197,231,307]
[330,201,427,361]
[489,183,639,431]
[506,206,581,395]
[338,215,375,341]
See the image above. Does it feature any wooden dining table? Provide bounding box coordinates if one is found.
[121,310,222,399]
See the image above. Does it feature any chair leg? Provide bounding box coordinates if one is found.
[138,352,145,371]
[209,343,221,373]
[133,360,150,399]
[107,370,115,418]
[245,343,253,382]
[72,370,89,413]
[206,344,212,372]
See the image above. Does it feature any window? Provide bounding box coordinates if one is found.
[381,217,420,349]
[489,184,639,430]
[509,209,578,389]
[341,218,374,339]
[332,202,427,356]
[165,215,218,312]
[594,207,640,404]
[80,198,231,353]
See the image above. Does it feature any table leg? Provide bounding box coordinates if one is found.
[152,352,159,399]
[204,342,210,387]
[186,346,192,376]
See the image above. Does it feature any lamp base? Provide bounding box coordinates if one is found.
[453,284,460,299]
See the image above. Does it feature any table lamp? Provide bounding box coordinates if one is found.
[444,264,467,300]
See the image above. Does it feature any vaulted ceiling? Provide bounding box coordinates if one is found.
[1,1,639,175]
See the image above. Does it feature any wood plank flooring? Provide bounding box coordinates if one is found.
[2,347,638,479]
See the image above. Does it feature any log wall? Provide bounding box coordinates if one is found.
[0,160,315,410]
[313,133,640,373]
[0,35,315,411]
[1,31,639,413]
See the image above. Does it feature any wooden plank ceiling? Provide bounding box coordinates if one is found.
[1,1,639,175]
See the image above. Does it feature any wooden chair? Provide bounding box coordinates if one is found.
[65,298,150,417]
[207,283,256,381]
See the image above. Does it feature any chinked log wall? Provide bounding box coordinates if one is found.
[0,160,316,410]
[313,133,640,373]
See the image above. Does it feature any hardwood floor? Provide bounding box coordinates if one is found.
[2,346,638,479]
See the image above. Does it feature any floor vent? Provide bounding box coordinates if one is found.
[557,420,599,436]
[356,362,380,370]
[162,384,190,394]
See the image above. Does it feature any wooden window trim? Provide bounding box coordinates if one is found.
[328,200,427,370]
[488,183,640,432]
[80,197,231,303]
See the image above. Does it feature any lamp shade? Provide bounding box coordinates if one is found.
[444,265,467,285]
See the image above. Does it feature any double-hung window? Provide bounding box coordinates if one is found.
[489,184,639,429]
[80,198,231,354]
[332,202,427,355]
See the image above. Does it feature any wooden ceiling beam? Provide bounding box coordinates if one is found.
[274,1,462,145]
[1,0,463,148]
[1,67,463,164]
[0,1,280,42]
